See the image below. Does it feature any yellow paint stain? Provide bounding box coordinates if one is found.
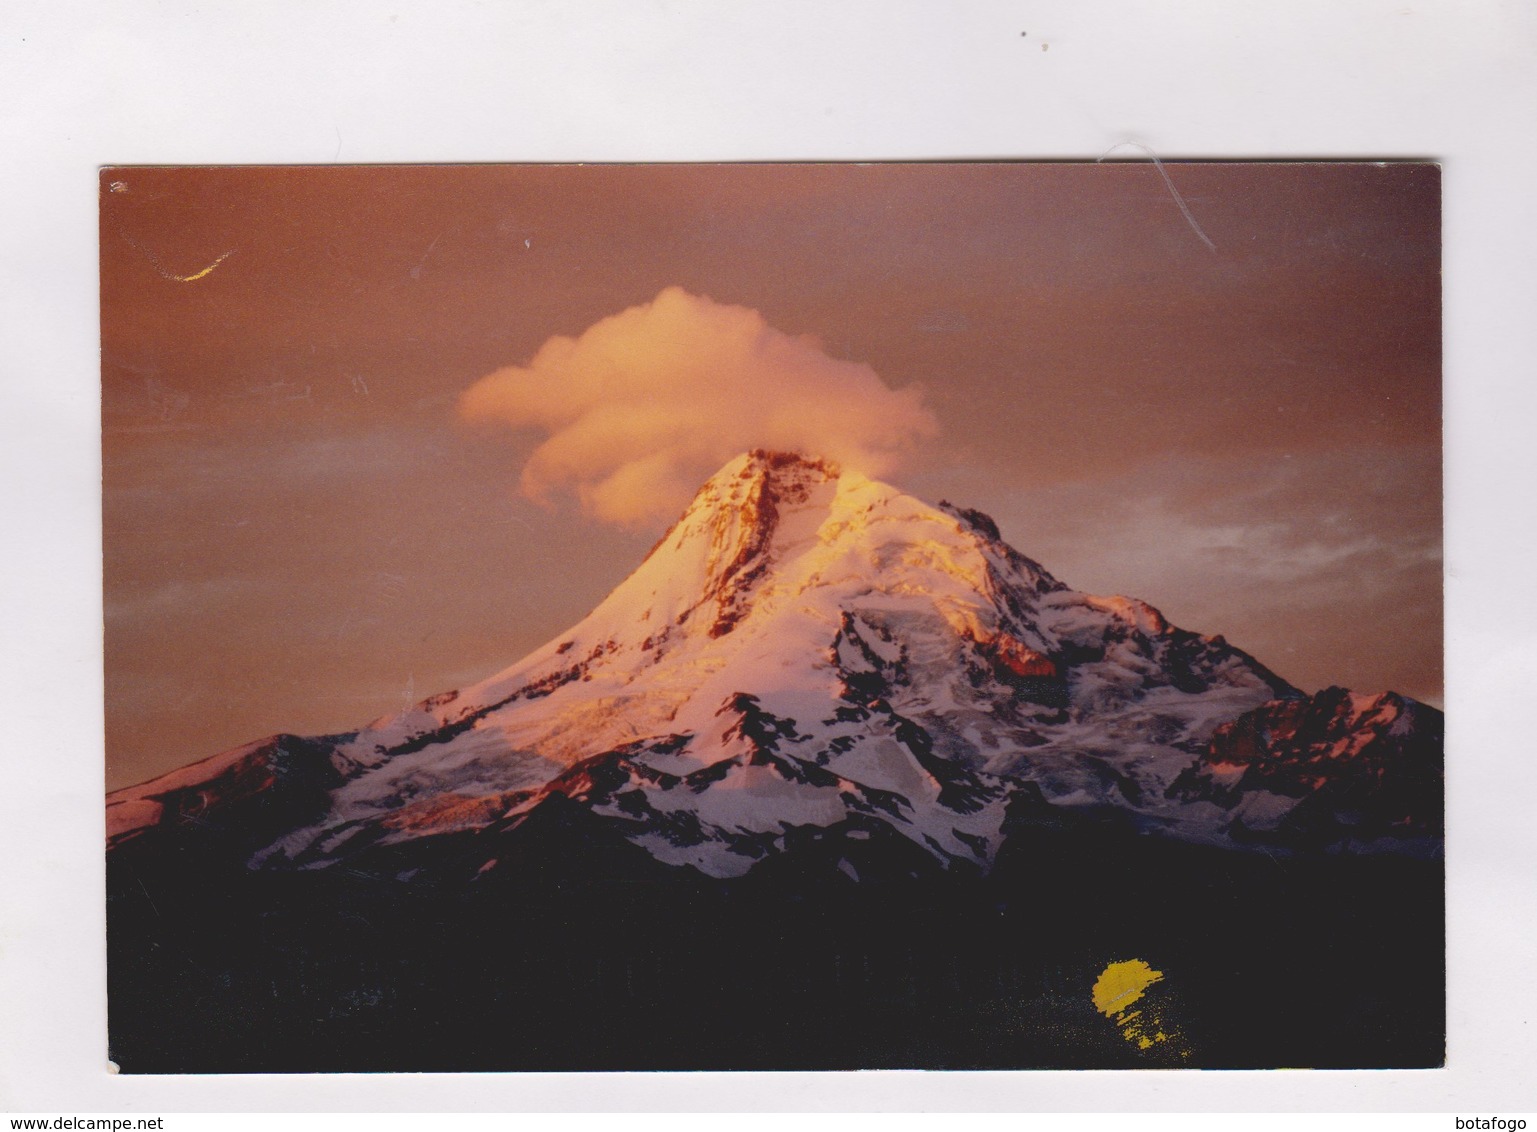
[1092,958,1164,1016]
[1092,958,1189,1061]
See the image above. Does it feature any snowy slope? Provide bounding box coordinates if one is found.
[108,451,1439,877]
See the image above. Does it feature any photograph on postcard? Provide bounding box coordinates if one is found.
[102,163,1442,1072]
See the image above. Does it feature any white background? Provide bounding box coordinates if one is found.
[1,0,1533,1114]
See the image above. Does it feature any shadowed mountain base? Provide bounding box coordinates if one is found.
[107,801,1442,1073]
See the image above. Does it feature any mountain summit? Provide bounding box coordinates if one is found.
[107,450,1441,880]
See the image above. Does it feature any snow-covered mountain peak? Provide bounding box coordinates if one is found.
[629,448,853,639]
[108,450,1438,879]
[490,449,1048,676]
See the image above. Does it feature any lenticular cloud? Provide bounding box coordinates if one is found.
[457,286,939,526]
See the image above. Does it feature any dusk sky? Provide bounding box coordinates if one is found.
[101,163,1440,791]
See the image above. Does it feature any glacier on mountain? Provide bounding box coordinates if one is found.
[108,450,1440,879]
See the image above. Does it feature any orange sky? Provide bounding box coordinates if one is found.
[101,163,1441,791]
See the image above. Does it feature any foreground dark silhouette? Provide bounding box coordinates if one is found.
[108,793,1442,1073]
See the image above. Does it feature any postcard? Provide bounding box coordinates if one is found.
[102,162,1442,1072]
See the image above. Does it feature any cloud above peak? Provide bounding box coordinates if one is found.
[458,287,939,525]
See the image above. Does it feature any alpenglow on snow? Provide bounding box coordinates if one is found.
[108,450,1443,879]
